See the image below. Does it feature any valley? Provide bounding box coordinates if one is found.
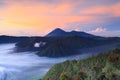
[0,28,120,80]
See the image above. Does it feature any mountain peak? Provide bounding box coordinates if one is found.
[46,28,66,37]
[54,28,63,31]
[46,28,97,38]
[53,28,65,32]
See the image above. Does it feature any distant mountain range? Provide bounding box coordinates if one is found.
[46,28,100,38]
[0,35,28,44]
[0,28,120,57]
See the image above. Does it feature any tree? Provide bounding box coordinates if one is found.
[59,72,69,80]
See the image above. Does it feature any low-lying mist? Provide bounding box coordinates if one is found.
[0,44,92,80]
[0,43,119,80]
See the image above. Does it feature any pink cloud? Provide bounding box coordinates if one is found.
[89,30,120,37]
[89,27,120,37]
[90,28,107,33]
[81,3,120,17]
[0,0,120,36]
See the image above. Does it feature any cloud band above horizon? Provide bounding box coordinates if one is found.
[0,0,120,37]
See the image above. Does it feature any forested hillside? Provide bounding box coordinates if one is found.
[43,49,120,80]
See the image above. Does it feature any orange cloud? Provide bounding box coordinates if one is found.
[0,15,93,34]
[0,0,120,36]
[81,3,120,17]
[0,1,95,36]
[111,3,120,17]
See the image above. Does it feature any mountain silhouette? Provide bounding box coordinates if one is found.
[46,28,97,38]
[45,28,66,37]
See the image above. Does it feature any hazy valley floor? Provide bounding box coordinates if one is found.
[0,43,119,80]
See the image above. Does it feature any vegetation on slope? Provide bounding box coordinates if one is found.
[43,49,120,80]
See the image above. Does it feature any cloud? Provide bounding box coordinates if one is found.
[0,0,120,36]
[81,3,120,17]
[89,28,120,37]
[90,28,107,33]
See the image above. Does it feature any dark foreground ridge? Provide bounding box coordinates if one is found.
[43,49,120,80]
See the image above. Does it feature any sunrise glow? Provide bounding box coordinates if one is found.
[0,0,120,36]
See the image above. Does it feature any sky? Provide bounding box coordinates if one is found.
[0,0,120,37]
